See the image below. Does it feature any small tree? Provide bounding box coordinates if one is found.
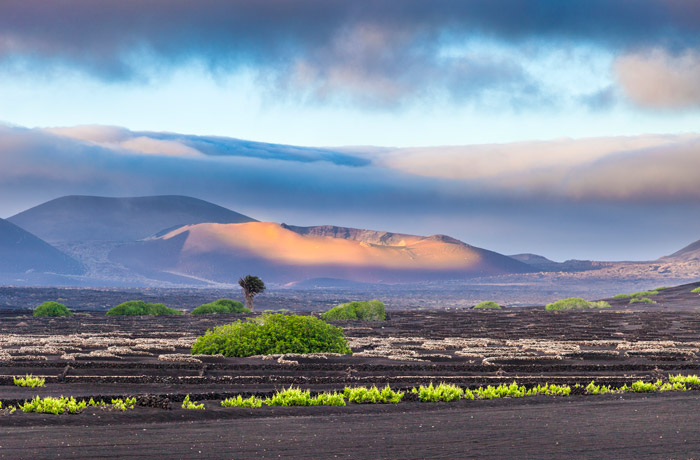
[238,275,266,310]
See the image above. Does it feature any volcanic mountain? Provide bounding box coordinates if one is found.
[510,253,559,268]
[0,218,84,275]
[509,253,597,272]
[110,222,533,284]
[8,195,256,242]
[661,239,700,262]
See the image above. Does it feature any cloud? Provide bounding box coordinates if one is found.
[48,126,204,158]
[276,23,536,108]
[615,48,700,108]
[44,125,370,166]
[4,1,700,107]
[363,133,700,200]
[0,125,436,217]
[563,139,700,201]
[5,125,700,208]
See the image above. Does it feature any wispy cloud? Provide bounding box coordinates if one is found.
[48,126,205,158]
[615,49,700,109]
[3,1,700,108]
[5,125,700,208]
[363,134,700,202]
[46,125,370,166]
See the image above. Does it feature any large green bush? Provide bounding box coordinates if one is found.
[320,300,386,321]
[545,297,611,311]
[473,301,501,310]
[106,300,182,316]
[191,313,352,357]
[191,299,250,315]
[33,301,72,317]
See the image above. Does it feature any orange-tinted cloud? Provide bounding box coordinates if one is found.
[616,49,700,108]
[362,133,700,201]
[48,126,205,158]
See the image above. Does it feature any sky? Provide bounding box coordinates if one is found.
[1,0,700,261]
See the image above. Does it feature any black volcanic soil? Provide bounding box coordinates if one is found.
[4,393,700,459]
[1,282,700,458]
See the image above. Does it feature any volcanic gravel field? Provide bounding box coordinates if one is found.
[1,282,700,459]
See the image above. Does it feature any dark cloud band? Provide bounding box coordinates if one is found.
[3,1,700,106]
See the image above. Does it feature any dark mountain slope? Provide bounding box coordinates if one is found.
[662,239,700,262]
[8,195,256,242]
[0,218,84,274]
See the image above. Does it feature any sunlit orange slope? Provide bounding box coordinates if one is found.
[111,222,532,283]
[167,222,483,270]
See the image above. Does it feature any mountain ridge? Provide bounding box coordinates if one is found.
[9,195,256,242]
[661,239,700,262]
[110,221,534,284]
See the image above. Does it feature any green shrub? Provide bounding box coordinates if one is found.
[413,383,464,402]
[191,299,250,315]
[14,374,45,388]
[525,384,571,396]
[310,392,346,406]
[20,396,86,414]
[629,297,656,304]
[320,300,386,321]
[343,385,404,404]
[658,382,687,392]
[221,395,264,408]
[264,387,346,407]
[106,300,182,316]
[473,382,527,399]
[110,397,137,411]
[473,301,501,310]
[191,313,352,357]
[669,374,700,385]
[18,396,136,415]
[630,380,659,393]
[33,301,72,317]
[545,297,611,310]
[584,381,615,395]
[181,395,204,410]
[220,389,346,408]
[265,387,314,406]
[613,290,660,300]
[691,287,700,294]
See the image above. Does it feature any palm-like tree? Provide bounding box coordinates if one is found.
[238,275,266,310]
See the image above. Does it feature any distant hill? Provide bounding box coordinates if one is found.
[110,222,533,284]
[8,195,256,242]
[509,253,598,272]
[0,218,84,275]
[510,253,559,267]
[661,239,700,262]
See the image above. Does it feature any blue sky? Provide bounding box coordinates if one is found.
[1,1,700,260]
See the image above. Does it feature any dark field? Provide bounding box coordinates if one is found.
[1,282,700,459]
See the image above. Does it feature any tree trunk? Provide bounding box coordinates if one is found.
[244,292,254,310]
